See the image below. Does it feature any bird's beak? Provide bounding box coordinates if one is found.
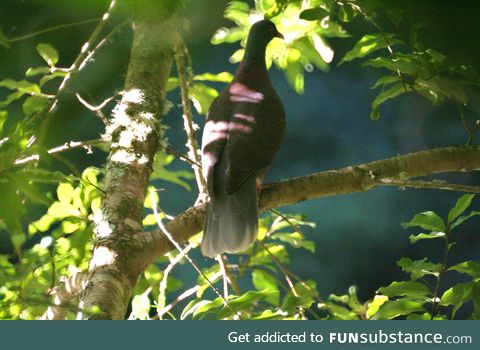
[275,31,284,40]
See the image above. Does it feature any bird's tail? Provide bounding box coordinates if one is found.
[201,180,258,257]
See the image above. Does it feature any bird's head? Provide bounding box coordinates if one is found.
[247,19,284,47]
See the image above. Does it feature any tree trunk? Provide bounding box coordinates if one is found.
[78,0,180,320]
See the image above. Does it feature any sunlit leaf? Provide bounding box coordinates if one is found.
[440,282,474,318]
[340,34,403,65]
[370,83,409,120]
[36,43,59,66]
[402,211,446,232]
[299,8,330,21]
[194,72,233,83]
[397,257,442,279]
[25,67,51,77]
[338,5,357,22]
[451,211,480,230]
[366,295,388,319]
[449,261,480,279]
[448,194,475,225]
[371,299,425,320]
[0,79,40,93]
[189,83,219,115]
[211,27,246,45]
[131,289,152,320]
[409,231,445,244]
[378,281,431,298]
[252,269,279,305]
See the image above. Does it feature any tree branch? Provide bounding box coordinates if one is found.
[134,146,480,265]
[174,42,207,198]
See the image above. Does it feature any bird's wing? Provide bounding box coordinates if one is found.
[223,91,286,194]
[201,93,232,195]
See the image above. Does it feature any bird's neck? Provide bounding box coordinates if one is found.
[235,42,269,85]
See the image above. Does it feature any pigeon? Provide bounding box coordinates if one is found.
[200,19,286,257]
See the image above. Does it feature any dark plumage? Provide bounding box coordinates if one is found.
[200,20,286,257]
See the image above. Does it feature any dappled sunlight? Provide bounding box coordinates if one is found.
[92,208,114,238]
[90,246,117,268]
[229,82,264,103]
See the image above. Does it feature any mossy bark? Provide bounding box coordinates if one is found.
[79,0,180,320]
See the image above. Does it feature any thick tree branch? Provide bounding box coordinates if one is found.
[133,146,480,266]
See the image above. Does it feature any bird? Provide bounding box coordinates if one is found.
[200,19,286,257]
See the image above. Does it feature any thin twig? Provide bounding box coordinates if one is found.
[78,19,131,71]
[12,138,104,168]
[258,241,310,319]
[457,103,477,146]
[148,190,240,319]
[165,145,200,167]
[217,255,230,300]
[8,19,99,42]
[35,0,119,145]
[346,1,409,92]
[158,243,194,319]
[174,42,207,199]
[155,271,223,319]
[378,178,480,193]
[431,224,451,319]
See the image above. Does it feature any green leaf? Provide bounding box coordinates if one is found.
[271,232,315,252]
[22,95,50,117]
[378,281,431,298]
[409,231,445,244]
[131,289,151,320]
[448,194,475,224]
[57,182,74,205]
[36,43,58,66]
[0,182,25,236]
[211,27,246,45]
[19,169,66,183]
[370,83,409,120]
[449,261,480,279]
[370,75,400,89]
[194,72,233,83]
[150,155,194,191]
[250,244,289,268]
[189,83,219,115]
[473,283,480,320]
[39,71,66,87]
[338,5,357,22]
[364,56,426,76]
[166,77,178,92]
[218,289,279,318]
[5,173,50,205]
[397,257,442,279]
[402,211,446,232]
[0,79,40,93]
[0,91,26,108]
[366,295,389,319]
[440,282,474,318]
[299,8,330,21]
[252,269,279,306]
[451,211,480,230]
[25,67,51,77]
[340,34,403,65]
[224,1,250,27]
[372,299,425,320]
